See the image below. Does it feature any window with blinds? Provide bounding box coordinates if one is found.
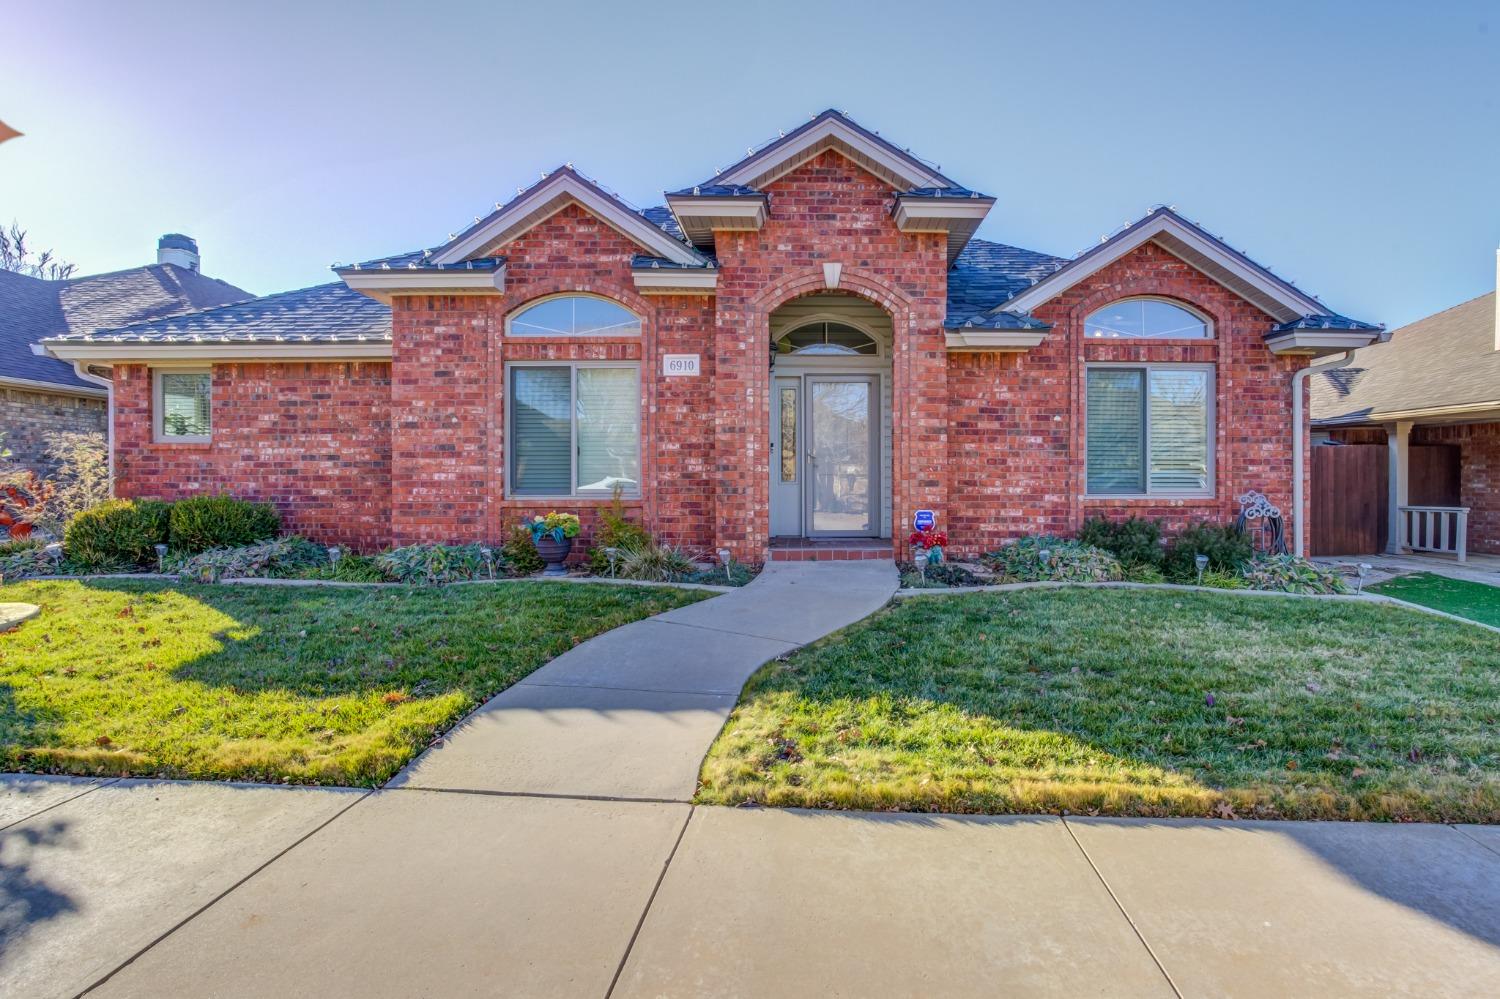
[508,365,639,497]
[1086,365,1211,496]
[155,371,211,441]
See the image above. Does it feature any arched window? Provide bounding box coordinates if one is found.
[775,321,879,355]
[1085,298,1210,340]
[508,295,641,336]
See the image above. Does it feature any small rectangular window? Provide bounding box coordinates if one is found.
[1086,365,1212,497]
[508,364,640,497]
[155,371,211,441]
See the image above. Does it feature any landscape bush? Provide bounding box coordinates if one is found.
[501,525,545,576]
[1241,554,1349,594]
[898,561,986,589]
[168,494,280,554]
[614,539,699,582]
[168,537,327,581]
[374,543,494,585]
[1163,522,1254,582]
[1078,515,1164,569]
[299,552,388,583]
[588,489,652,575]
[0,539,55,582]
[63,498,171,572]
[982,535,1123,583]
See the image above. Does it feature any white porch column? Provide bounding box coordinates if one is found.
[1385,420,1412,554]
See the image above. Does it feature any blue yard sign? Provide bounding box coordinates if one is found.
[913,509,935,532]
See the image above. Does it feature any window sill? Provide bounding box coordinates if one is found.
[502,495,643,503]
[1084,494,1216,502]
[151,438,212,447]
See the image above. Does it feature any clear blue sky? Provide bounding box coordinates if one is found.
[5,0,1497,328]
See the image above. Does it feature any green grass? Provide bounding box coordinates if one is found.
[698,588,1500,822]
[0,579,704,786]
[1370,572,1500,628]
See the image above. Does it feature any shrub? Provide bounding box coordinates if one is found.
[685,561,761,587]
[501,525,545,576]
[588,489,652,575]
[1122,562,1167,584]
[614,540,699,582]
[375,543,492,585]
[1163,522,1254,582]
[982,535,1123,583]
[1078,515,1164,568]
[168,494,280,554]
[299,552,388,583]
[0,540,56,582]
[1241,554,1349,595]
[1199,568,1247,590]
[64,498,171,572]
[898,561,985,589]
[168,537,326,581]
[43,431,109,528]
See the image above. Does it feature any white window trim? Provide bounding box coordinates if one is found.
[1084,296,1214,341]
[1084,361,1216,500]
[505,293,642,338]
[504,360,642,500]
[153,368,212,443]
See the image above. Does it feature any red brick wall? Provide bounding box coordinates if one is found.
[1414,422,1500,555]
[389,203,718,552]
[113,362,392,550]
[946,242,1307,554]
[713,150,948,558]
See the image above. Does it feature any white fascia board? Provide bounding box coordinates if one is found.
[0,373,109,398]
[1000,214,1326,320]
[717,117,948,191]
[1264,329,1383,356]
[664,197,768,228]
[631,269,719,294]
[341,266,505,304]
[40,341,393,363]
[892,199,992,232]
[944,329,1048,352]
[433,173,702,267]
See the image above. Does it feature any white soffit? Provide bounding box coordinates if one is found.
[715,117,951,192]
[998,212,1326,324]
[944,329,1048,352]
[663,196,768,249]
[341,267,505,305]
[631,269,719,295]
[892,198,993,263]
[432,170,703,267]
[1264,329,1383,356]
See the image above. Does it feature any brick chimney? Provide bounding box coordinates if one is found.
[157,233,200,272]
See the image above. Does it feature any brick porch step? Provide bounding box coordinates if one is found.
[768,539,894,562]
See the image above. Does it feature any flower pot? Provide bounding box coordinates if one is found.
[534,536,572,576]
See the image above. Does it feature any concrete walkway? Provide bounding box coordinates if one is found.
[6,562,1500,997]
[387,559,898,801]
[1316,551,1500,587]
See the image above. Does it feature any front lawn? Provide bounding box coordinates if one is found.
[0,579,704,786]
[698,588,1500,822]
[1371,572,1500,628]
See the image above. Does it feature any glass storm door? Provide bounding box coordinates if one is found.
[806,376,876,536]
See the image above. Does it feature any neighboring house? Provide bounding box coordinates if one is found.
[1311,259,1499,559]
[40,110,1380,558]
[1,235,251,474]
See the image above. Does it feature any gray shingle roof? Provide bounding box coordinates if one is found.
[665,184,763,198]
[336,253,504,274]
[945,238,1068,326]
[44,281,390,345]
[2,263,252,389]
[1271,314,1383,333]
[1311,291,1498,425]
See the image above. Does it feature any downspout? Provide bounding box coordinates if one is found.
[1291,351,1354,557]
[70,361,116,497]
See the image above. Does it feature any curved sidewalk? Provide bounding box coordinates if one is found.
[386,559,898,800]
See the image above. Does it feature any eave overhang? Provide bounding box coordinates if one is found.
[892,193,995,263]
[1264,328,1384,357]
[431,166,706,268]
[40,340,392,363]
[943,329,1048,352]
[993,207,1330,326]
[664,190,769,250]
[336,261,506,305]
[0,373,109,398]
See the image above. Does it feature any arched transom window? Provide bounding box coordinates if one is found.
[1085,298,1210,340]
[775,321,879,355]
[508,295,641,336]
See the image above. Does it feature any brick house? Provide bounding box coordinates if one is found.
[1311,259,1499,559]
[2,235,250,474]
[41,111,1380,560]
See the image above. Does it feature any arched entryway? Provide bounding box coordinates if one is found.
[767,292,894,540]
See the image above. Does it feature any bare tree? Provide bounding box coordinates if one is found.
[0,221,76,280]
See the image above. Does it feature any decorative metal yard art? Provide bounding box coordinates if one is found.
[1234,491,1288,555]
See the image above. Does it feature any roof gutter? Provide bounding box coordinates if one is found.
[1292,350,1356,557]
